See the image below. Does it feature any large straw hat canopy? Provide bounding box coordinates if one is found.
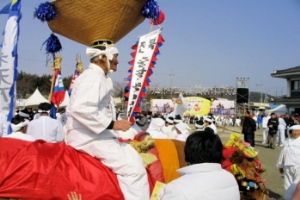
[47,0,148,46]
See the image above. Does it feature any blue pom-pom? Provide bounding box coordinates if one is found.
[142,0,160,20]
[43,33,62,59]
[34,2,57,22]
[248,181,255,188]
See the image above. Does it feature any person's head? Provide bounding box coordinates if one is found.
[203,115,213,126]
[289,125,300,139]
[141,111,147,117]
[195,120,204,130]
[264,113,269,117]
[165,116,174,126]
[147,111,152,117]
[10,115,29,133]
[38,102,51,116]
[87,44,119,74]
[184,130,223,165]
[270,113,276,119]
[245,111,250,117]
[26,107,32,112]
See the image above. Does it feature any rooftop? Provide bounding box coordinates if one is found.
[271,66,300,78]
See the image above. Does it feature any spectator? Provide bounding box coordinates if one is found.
[262,113,270,144]
[136,111,149,131]
[242,111,256,147]
[160,130,239,200]
[277,114,287,147]
[267,113,279,149]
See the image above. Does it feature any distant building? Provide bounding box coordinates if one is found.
[271,66,300,115]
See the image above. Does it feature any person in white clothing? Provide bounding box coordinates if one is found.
[27,103,64,143]
[277,125,300,196]
[66,44,149,200]
[163,116,177,139]
[277,115,287,146]
[147,118,167,139]
[160,130,239,200]
[4,115,35,142]
[262,113,270,144]
[174,122,190,142]
[204,115,217,134]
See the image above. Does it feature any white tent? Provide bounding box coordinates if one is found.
[25,88,48,106]
[60,91,69,107]
[265,104,287,115]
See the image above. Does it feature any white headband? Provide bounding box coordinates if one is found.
[11,119,29,132]
[38,109,49,113]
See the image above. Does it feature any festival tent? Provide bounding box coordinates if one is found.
[24,88,48,106]
[265,104,287,114]
[60,91,69,107]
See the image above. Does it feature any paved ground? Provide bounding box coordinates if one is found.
[191,124,285,199]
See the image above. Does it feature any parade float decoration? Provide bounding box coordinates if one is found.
[68,55,84,95]
[222,134,269,200]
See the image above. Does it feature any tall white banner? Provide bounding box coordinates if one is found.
[127,29,161,122]
[0,0,21,117]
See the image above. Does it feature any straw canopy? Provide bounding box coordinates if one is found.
[47,0,148,45]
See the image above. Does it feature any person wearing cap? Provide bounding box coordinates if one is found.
[3,115,35,141]
[163,116,177,139]
[276,125,300,199]
[267,112,279,149]
[160,130,239,200]
[174,114,183,124]
[195,119,205,131]
[27,102,64,143]
[174,122,190,142]
[203,115,217,134]
[147,117,167,139]
[242,111,256,147]
[65,44,149,200]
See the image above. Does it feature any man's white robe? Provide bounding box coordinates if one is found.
[66,64,149,200]
[163,125,177,139]
[4,131,35,142]
[277,136,300,191]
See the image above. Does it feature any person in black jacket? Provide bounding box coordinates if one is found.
[267,112,279,149]
[242,111,256,147]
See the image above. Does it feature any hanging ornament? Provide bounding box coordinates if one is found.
[150,10,165,25]
[34,2,58,22]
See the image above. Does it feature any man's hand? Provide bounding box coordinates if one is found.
[67,192,82,200]
[113,120,131,132]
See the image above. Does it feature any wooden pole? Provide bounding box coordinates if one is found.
[48,70,56,103]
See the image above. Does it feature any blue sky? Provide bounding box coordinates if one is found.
[1,0,300,96]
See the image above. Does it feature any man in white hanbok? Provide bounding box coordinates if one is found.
[262,113,270,144]
[147,118,167,139]
[277,125,300,199]
[277,115,287,146]
[66,44,149,200]
[175,122,190,142]
[163,116,177,139]
[160,130,239,200]
[27,103,64,143]
[4,115,35,142]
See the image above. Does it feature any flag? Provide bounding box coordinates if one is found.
[0,0,21,134]
[68,57,83,95]
[68,69,79,95]
[51,70,65,107]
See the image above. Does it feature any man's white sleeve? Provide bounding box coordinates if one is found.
[70,79,112,134]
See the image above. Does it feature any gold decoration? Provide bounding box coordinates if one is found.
[76,55,84,73]
[51,55,62,71]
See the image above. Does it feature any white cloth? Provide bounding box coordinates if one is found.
[277,137,300,190]
[33,113,40,120]
[148,130,167,139]
[0,113,6,137]
[118,123,141,140]
[278,120,286,144]
[66,63,149,200]
[175,132,189,142]
[27,116,64,143]
[59,112,68,126]
[10,119,29,132]
[3,131,35,142]
[262,128,269,143]
[147,118,167,139]
[160,163,239,200]
[285,180,300,200]
[262,116,270,128]
[163,125,177,139]
[208,123,217,134]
